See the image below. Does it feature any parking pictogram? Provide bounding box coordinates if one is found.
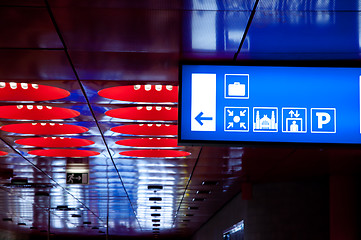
[311,108,336,133]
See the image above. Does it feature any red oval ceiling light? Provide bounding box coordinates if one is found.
[106,106,177,121]
[0,151,8,156]
[0,105,79,120]
[111,124,177,136]
[28,149,100,157]
[16,137,94,148]
[0,123,88,135]
[0,82,70,101]
[98,85,178,103]
[116,138,178,148]
[120,150,190,158]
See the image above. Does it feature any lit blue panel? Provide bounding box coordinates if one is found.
[180,65,361,145]
[239,11,361,59]
[185,0,255,11]
[257,0,360,11]
[182,3,252,58]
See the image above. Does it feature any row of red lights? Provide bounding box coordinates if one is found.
[0,105,178,121]
[0,83,190,158]
[103,85,189,158]
[0,82,98,157]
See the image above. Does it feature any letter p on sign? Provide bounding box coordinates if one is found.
[311,108,336,133]
[316,112,331,128]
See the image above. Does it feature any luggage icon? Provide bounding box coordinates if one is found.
[228,82,245,96]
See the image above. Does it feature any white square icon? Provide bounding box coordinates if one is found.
[282,108,307,133]
[253,107,278,132]
[224,107,249,132]
[224,74,249,99]
[311,108,336,133]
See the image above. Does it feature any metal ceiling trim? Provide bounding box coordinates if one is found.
[172,147,202,228]
[44,0,142,233]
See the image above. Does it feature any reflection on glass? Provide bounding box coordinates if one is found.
[190,0,249,52]
[223,220,244,240]
[192,6,217,50]
[135,161,177,231]
[359,1,361,50]
[258,0,335,11]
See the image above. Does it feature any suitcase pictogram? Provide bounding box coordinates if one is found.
[228,82,245,96]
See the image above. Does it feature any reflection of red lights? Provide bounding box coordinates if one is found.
[28,149,100,157]
[116,138,177,148]
[0,151,8,156]
[0,105,79,120]
[98,85,178,103]
[105,107,177,121]
[16,137,94,148]
[111,124,177,136]
[0,82,70,101]
[120,150,190,158]
[0,123,88,135]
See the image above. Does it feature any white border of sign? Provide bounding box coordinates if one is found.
[281,107,307,133]
[224,107,249,132]
[310,108,336,133]
[224,74,249,99]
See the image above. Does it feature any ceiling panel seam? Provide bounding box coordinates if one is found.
[233,0,260,61]
[172,147,202,227]
[44,0,67,51]
[0,136,104,223]
[0,184,83,230]
[44,0,142,231]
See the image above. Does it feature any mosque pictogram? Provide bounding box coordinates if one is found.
[253,107,278,132]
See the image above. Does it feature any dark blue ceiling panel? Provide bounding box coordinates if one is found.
[52,7,181,53]
[0,7,62,49]
[0,0,45,6]
[69,51,179,81]
[0,50,76,80]
[50,0,256,11]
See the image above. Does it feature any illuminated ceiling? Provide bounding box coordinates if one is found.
[0,0,361,239]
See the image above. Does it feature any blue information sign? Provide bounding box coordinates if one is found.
[179,65,361,145]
